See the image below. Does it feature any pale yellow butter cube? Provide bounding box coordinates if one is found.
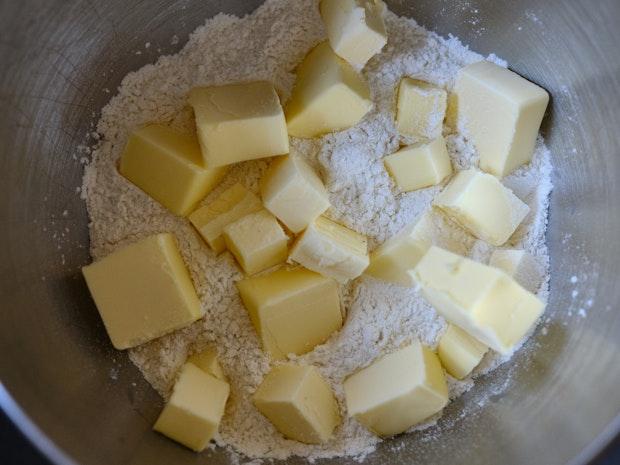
[286,42,372,138]
[396,78,447,139]
[289,216,369,283]
[433,169,529,246]
[153,363,230,452]
[189,183,263,254]
[119,124,227,216]
[343,341,448,437]
[320,0,387,67]
[437,325,488,380]
[454,61,549,177]
[223,210,288,275]
[260,155,330,233]
[253,364,340,444]
[236,267,342,359]
[489,249,542,293]
[188,347,226,380]
[384,136,452,192]
[189,81,289,167]
[82,233,203,350]
[411,246,545,354]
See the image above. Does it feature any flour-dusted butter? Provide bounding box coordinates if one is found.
[454,61,549,177]
[433,169,529,246]
[189,81,289,167]
[253,364,340,444]
[396,78,447,139]
[343,341,448,437]
[188,347,226,380]
[489,248,542,293]
[237,267,342,359]
[437,324,488,379]
[119,124,227,216]
[411,246,545,354]
[286,42,372,138]
[82,233,203,350]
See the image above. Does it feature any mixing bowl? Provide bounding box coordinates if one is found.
[1,0,619,464]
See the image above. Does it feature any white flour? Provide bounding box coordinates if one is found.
[81,0,553,461]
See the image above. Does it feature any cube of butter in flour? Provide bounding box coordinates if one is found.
[188,81,289,167]
[433,169,529,246]
[454,61,549,177]
[319,0,387,67]
[223,210,288,275]
[343,341,448,437]
[260,154,330,233]
[253,364,340,444]
[410,246,545,354]
[289,216,369,283]
[189,183,263,254]
[396,78,447,139]
[285,42,372,138]
[437,324,488,380]
[489,249,542,293]
[236,267,342,359]
[153,363,229,451]
[384,136,452,192]
[119,124,227,216]
[188,346,226,380]
[82,233,203,350]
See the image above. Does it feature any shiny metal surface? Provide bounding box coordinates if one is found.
[0,0,619,464]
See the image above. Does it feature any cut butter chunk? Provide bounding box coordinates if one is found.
[237,267,342,359]
[253,364,340,444]
[396,78,447,139]
[411,246,545,354]
[188,347,226,381]
[289,216,369,283]
[343,341,448,437]
[153,363,229,452]
[433,169,529,246]
[119,124,227,216]
[489,249,542,293]
[454,61,549,177]
[437,325,488,380]
[189,81,289,167]
[82,233,203,350]
[261,154,330,233]
[285,42,372,138]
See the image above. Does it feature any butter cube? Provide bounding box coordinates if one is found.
[343,341,448,437]
[384,136,452,192]
[119,124,227,216]
[223,210,288,275]
[319,0,387,67]
[189,81,289,167]
[433,169,529,246]
[396,78,447,139]
[260,155,330,233]
[237,267,342,359]
[411,246,545,354]
[454,61,549,177]
[489,249,542,293]
[289,216,369,283]
[188,347,226,380]
[253,364,340,444]
[189,183,263,254]
[153,363,229,451]
[82,233,203,350]
[286,42,372,138]
[437,325,488,380]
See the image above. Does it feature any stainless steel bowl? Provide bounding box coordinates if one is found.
[1,1,619,464]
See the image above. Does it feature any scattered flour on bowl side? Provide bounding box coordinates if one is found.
[81,0,553,461]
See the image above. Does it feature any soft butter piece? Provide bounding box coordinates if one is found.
[286,42,372,138]
[289,216,369,283]
[153,363,230,451]
[82,233,203,350]
[411,246,545,354]
[237,267,342,359]
[189,183,263,254]
[396,78,447,139]
[320,0,387,67]
[119,124,227,216]
[189,81,289,167]
[454,61,549,177]
[261,154,330,233]
[433,169,529,246]
[437,324,488,380]
[384,136,452,192]
[253,364,340,444]
[489,249,542,293]
[343,341,448,437]
[188,347,226,380]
